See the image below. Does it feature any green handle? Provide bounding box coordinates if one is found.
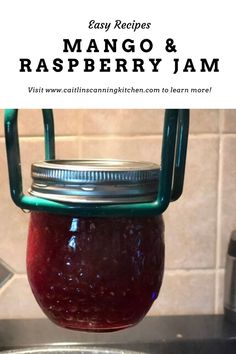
[171,109,189,201]
[4,109,189,217]
[42,109,55,160]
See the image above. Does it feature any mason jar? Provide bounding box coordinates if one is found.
[26,159,165,332]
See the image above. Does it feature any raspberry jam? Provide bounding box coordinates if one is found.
[27,212,164,332]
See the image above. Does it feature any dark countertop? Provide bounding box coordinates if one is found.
[0,315,236,354]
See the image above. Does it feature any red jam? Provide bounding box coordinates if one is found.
[27,212,164,332]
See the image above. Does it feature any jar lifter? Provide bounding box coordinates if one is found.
[4,109,189,217]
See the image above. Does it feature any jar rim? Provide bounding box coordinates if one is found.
[29,159,160,204]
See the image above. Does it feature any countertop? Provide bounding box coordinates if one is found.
[0,315,236,354]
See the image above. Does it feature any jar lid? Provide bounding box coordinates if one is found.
[29,159,159,204]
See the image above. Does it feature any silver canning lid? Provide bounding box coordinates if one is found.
[29,159,159,204]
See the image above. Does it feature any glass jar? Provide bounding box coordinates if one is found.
[26,160,165,332]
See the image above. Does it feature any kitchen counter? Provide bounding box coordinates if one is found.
[0,315,236,354]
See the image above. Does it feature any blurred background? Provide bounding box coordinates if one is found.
[0,109,235,319]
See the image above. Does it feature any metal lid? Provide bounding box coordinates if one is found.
[29,159,159,204]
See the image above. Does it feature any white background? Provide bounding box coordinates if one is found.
[0,0,234,108]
